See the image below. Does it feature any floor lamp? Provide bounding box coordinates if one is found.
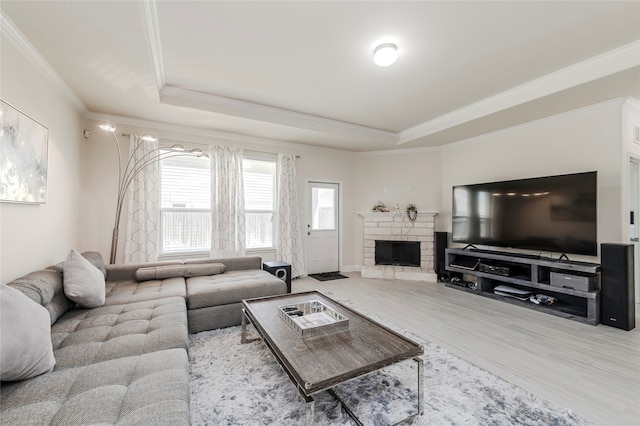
[99,124,208,264]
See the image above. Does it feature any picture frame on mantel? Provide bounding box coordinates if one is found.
[0,99,48,204]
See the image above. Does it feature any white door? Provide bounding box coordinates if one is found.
[306,182,339,274]
[629,159,640,303]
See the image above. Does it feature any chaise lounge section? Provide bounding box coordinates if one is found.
[0,252,288,425]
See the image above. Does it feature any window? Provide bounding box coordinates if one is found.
[158,149,277,255]
[159,152,211,254]
[311,186,335,230]
[242,156,276,249]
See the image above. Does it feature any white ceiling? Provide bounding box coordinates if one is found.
[2,1,639,152]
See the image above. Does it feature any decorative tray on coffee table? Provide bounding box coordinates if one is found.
[278,300,349,338]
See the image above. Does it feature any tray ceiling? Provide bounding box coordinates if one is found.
[1,1,639,151]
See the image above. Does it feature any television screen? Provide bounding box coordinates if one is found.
[452,171,597,256]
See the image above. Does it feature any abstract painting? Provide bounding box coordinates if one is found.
[0,100,48,204]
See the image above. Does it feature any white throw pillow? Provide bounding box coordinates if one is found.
[63,249,106,308]
[0,284,56,381]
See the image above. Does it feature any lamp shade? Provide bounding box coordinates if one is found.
[373,43,398,67]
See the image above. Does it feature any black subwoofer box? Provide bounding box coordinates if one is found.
[601,243,635,330]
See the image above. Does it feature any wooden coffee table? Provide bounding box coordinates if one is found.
[241,290,424,425]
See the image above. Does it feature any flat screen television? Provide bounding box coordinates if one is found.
[452,171,597,256]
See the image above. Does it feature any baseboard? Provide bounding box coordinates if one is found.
[340,264,361,273]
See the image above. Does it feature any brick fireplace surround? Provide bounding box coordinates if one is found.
[359,212,438,281]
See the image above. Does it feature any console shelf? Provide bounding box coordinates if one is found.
[445,248,601,325]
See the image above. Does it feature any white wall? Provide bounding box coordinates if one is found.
[2,30,634,280]
[440,98,630,261]
[295,150,357,272]
[86,99,631,272]
[351,98,634,267]
[621,98,640,239]
[352,149,442,269]
[0,34,84,283]
[620,98,640,302]
[80,119,357,270]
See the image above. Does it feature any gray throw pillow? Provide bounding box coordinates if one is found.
[63,249,106,308]
[0,284,56,381]
[136,263,226,281]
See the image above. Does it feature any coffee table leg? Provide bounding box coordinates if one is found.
[416,357,424,415]
[325,357,423,425]
[241,308,260,344]
[241,308,248,343]
[305,399,315,426]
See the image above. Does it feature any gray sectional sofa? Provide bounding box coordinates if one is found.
[0,252,287,425]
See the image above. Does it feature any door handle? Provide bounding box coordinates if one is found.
[631,237,639,242]
[308,231,311,236]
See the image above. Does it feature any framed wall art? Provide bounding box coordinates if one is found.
[1,100,48,204]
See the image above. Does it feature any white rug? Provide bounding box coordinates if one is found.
[189,309,591,425]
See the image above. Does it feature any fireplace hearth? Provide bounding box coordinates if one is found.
[375,240,420,267]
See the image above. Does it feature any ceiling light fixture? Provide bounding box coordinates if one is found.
[373,43,398,67]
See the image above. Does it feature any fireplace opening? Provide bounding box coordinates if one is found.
[375,240,421,267]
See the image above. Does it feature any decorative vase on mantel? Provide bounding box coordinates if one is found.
[406,204,418,221]
[371,201,389,212]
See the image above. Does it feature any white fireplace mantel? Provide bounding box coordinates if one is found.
[358,211,438,219]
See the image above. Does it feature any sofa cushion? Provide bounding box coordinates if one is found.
[135,262,226,282]
[48,251,107,279]
[187,302,246,333]
[104,277,186,305]
[79,251,108,277]
[0,349,190,425]
[186,269,286,309]
[184,256,262,271]
[63,249,106,308]
[7,269,73,324]
[0,284,56,381]
[51,297,188,369]
[104,260,183,282]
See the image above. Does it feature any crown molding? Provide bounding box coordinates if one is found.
[159,85,398,143]
[398,40,640,145]
[142,0,164,92]
[354,145,441,157]
[0,10,87,114]
[442,96,633,151]
[622,96,639,114]
[84,110,356,156]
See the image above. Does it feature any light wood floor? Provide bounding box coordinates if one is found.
[292,273,640,426]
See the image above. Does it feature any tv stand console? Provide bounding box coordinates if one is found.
[445,248,601,325]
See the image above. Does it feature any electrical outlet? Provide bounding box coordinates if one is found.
[384,187,389,193]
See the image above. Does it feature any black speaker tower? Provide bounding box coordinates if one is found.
[434,232,449,282]
[600,243,635,330]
